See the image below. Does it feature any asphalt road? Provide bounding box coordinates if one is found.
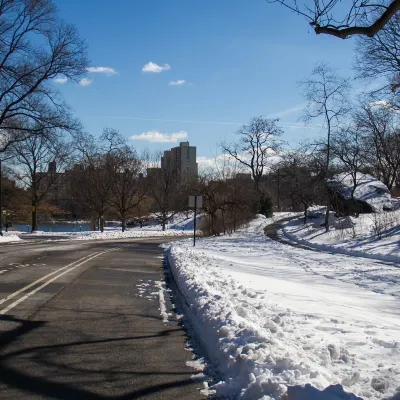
[0,237,204,399]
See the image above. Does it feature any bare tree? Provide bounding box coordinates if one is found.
[331,125,368,203]
[6,129,70,231]
[72,154,113,232]
[199,166,255,236]
[268,0,400,39]
[300,62,351,230]
[277,151,324,222]
[355,13,400,95]
[145,152,187,231]
[0,0,88,152]
[221,116,283,194]
[72,129,128,232]
[355,103,400,189]
[108,147,145,232]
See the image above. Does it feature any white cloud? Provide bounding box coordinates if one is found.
[169,80,186,86]
[87,66,117,76]
[79,78,93,87]
[142,62,171,73]
[267,104,306,118]
[54,76,68,84]
[196,154,235,170]
[130,130,187,143]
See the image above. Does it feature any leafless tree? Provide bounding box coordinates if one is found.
[6,129,70,231]
[221,116,283,195]
[199,167,255,236]
[145,151,188,231]
[355,12,400,96]
[108,147,145,232]
[0,165,30,225]
[331,125,368,202]
[0,0,88,152]
[355,103,400,189]
[268,0,400,39]
[276,151,325,222]
[72,153,112,232]
[300,62,351,230]
[72,129,134,232]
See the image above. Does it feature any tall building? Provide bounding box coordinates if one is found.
[161,141,198,183]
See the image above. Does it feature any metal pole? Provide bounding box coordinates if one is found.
[0,159,3,236]
[277,168,281,211]
[193,196,197,247]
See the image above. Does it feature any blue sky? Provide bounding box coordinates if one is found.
[53,0,358,161]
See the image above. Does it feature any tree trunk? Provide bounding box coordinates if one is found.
[31,197,38,233]
[100,216,104,233]
[122,214,126,232]
[324,201,330,232]
[303,203,308,225]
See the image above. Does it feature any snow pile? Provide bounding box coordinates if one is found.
[19,213,200,240]
[328,173,392,212]
[64,228,190,240]
[0,233,21,243]
[282,210,400,264]
[167,214,400,399]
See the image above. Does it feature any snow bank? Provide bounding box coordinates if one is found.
[167,214,400,399]
[282,210,400,264]
[328,173,392,212]
[0,233,21,243]
[73,229,190,240]
[20,213,199,241]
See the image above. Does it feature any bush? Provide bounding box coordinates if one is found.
[258,196,274,218]
[199,210,255,237]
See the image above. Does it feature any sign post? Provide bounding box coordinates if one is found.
[189,195,203,247]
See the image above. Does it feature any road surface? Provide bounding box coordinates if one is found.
[0,237,204,399]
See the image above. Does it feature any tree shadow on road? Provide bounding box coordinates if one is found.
[0,314,201,399]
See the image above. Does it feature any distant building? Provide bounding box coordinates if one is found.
[147,142,198,184]
[161,141,198,183]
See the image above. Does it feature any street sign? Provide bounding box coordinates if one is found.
[189,195,203,209]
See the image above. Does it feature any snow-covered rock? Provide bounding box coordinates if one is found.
[328,173,392,212]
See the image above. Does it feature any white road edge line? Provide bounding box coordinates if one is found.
[0,250,107,306]
[0,248,118,315]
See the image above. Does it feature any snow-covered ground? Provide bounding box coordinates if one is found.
[282,210,400,264]
[167,214,400,399]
